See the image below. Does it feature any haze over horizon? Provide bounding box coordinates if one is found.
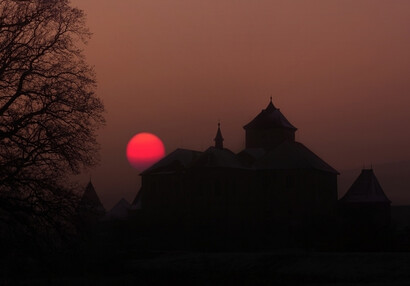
[70,0,410,209]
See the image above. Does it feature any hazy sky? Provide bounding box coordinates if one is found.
[70,0,410,208]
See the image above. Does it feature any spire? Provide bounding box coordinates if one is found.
[243,98,296,131]
[266,97,276,112]
[214,122,224,149]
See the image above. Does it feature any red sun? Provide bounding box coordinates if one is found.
[126,132,165,171]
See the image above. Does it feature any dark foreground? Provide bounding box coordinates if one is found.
[2,250,410,285]
[3,206,410,286]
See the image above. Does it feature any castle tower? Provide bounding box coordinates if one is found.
[340,169,390,205]
[214,122,224,149]
[76,180,105,224]
[339,168,391,249]
[243,98,297,150]
[80,181,105,212]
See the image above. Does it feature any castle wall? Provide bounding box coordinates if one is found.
[139,167,338,234]
[249,169,337,228]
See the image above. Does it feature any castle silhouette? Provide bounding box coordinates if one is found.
[134,99,341,236]
[79,99,392,249]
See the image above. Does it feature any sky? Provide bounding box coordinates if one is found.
[69,0,410,209]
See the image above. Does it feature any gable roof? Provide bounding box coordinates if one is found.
[237,148,267,166]
[141,148,203,175]
[105,198,131,220]
[190,147,248,169]
[253,141,339,174]
[243,100,297,130]
[340,169,391,203]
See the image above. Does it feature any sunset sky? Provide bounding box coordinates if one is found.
[70,0,410,208]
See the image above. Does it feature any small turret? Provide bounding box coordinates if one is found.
[214,122,224,149]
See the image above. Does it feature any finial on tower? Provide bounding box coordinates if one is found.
[266,96,276,111]
[214,122,224,149]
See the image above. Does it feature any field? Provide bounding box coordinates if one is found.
[3,250,410,285]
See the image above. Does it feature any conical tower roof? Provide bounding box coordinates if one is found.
[243,98,297,130]
[79,181,105,212]
[340,169,391,203]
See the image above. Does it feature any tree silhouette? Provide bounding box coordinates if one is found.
[0,0,104,244]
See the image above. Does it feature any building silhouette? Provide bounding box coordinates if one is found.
[77,100,394,249]
[339,168,391,227]
[244,98,297,150]
[76,180,106,227]
[338,169,391,249]
[135,99,339,240]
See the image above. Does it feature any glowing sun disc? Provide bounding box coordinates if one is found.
[126,132,165,171]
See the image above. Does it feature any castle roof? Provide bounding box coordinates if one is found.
[79,181,105,211]
[214,123,224,149]
[237,148,266,166]
[105,198,131,220]
[253,141,339,174]
[141,148,203,175]
[76,181,105,219]
[340,169,391,203]
[243,100,297,130]
[191,147,247,169]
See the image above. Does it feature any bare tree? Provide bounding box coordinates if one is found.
[0,0,104,244]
